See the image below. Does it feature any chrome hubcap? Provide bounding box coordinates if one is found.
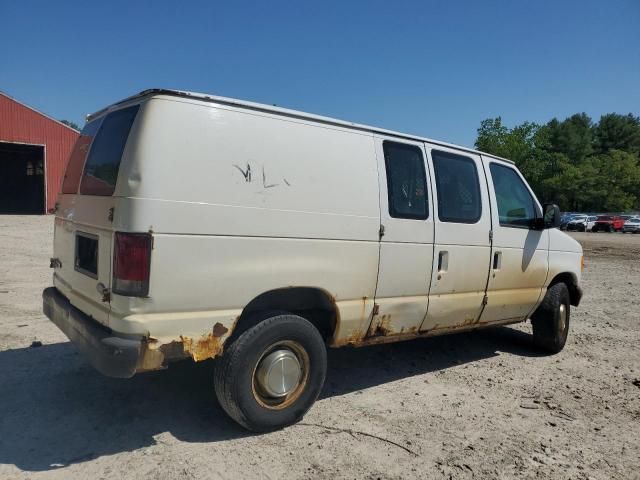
[558,304,567,333]
[255,349,302,398]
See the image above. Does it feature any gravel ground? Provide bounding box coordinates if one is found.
[0,216,638,480]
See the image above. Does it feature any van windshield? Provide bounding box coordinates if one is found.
[79,105,140,196]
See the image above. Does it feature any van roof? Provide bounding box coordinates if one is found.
[89,88,514,164]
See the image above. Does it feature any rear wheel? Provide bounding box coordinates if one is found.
[214,313,327,431]
[531,283,570,354]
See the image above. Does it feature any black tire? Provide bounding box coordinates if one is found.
[531,283,570,354]
[214,313,327,432]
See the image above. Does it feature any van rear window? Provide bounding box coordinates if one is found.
[61,119,103,194]
[79,105,140,196]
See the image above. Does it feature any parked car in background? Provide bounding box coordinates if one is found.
[560,213,580,231]
[566,215,588,231]
[592,215,625,232]
[622,217,640,233]
[585,216,598,232]
[567,215,597,232]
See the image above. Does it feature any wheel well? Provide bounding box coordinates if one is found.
[549,273,581,306]
[230,287,338,343]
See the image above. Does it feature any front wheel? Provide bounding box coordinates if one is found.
[531,283,570,354]
[214,313,327,431]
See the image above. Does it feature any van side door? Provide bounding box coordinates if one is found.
[369,136,434,337]
[419,145,492,331]
[481,157,549,322]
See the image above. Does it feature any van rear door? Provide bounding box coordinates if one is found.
[52,105,140,326]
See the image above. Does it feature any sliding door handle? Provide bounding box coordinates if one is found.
[493,251,502,270]
[438,251,449,272]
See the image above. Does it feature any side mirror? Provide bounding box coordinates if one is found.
[542,203,561,229]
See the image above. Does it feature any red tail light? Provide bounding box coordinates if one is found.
[113,232,152,297]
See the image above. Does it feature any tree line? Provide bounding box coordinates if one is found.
[475,113,640,212]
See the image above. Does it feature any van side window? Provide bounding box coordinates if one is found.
[489,163,537,228]
[79,105,140,196]
[382,141,428,220]
[432,150,481,223]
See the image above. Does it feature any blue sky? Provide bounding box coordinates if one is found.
[1,0,638,147]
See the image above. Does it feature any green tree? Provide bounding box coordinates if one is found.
[475,117,509,157]
[545,113,593,164]
[594,113,640,155]
[475,113,640,212]
[475,117,548,197]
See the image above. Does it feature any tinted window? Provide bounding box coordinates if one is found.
[489,163,537,228]
[383,141,428,220]
[432,150,481,223]
[61,119,103,194]
[79,105,140,196]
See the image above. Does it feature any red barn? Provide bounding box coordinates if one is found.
[0,92,79,214]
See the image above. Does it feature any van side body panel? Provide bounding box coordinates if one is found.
[109,98,380,356]
[545,230,583,288]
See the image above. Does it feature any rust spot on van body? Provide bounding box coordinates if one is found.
[212,322,228,337]
[333,330,365,347]
[462,316,477,326]
[330,296,369,347]
[369,314,393,336]
[136,319,237,372]
[181,334,223,361]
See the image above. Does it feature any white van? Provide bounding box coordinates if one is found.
[43,89,583,431]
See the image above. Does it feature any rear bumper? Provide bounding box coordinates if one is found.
[43,287,144,378]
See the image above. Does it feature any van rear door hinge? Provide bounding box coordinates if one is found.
[482,294,488,306]
[379,224,385,239]
[489,229,493,242]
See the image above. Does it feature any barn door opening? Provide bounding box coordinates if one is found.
[0,142,45,214]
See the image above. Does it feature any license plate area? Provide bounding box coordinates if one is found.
[75,232,99,279]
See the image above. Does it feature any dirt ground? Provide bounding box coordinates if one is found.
[0,216,638,480]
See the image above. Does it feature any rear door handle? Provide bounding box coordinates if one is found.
[438,251,449,272]
[493,251,502,270]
